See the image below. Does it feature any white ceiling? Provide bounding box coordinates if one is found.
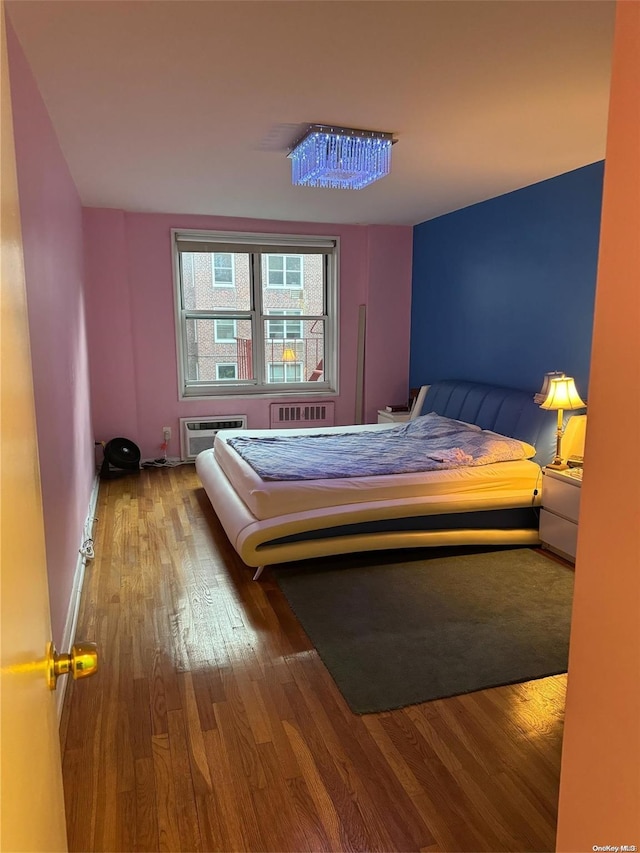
[6,0,615,226]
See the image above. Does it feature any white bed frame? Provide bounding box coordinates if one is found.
[195,448,542,579]
[195,380,564,579]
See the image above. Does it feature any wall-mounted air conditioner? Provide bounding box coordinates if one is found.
[180,416,247,461]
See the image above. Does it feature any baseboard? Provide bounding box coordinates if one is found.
[56,473,101,722]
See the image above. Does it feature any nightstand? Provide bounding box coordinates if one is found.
[540,467,582,562]
[377,410,411,424]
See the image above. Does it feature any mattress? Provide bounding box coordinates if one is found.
[212,424,542,521]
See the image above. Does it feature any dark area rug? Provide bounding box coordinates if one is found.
[273,547,574,714]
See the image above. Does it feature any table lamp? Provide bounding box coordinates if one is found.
[539,376,586,469]
[533,371,564,404]
[282,343,297,363]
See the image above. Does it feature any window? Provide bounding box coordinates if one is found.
[173,230,338,398]
[265,254,303,289]
[268,362,303,383]
[216,363,238,380]
[211,253,235,287]
[214,318,237,342]
[266,310,302,340]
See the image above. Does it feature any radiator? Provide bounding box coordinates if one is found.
[180,416,247,460]
[270,402,335,429]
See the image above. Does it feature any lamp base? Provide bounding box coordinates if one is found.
[546,460,568,470]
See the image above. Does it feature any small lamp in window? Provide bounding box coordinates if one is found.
[282,343,297,363]
[539,376,586,469]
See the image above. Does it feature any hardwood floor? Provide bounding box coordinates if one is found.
[60,466,566,852]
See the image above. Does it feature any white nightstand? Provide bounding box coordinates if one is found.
[540,467,583,562]
[377,410,411,424]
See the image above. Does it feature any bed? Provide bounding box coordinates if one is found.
[196,380,560,579]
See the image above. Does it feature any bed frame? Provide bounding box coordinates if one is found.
[196,380,560,578]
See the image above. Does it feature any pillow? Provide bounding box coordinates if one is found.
[399,411,482,436]
[481,429,536,459]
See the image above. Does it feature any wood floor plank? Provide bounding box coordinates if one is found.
[166,708,203,852]
[202,727,250,853]
[253,677,301,780]
[212,700,266,852]
[133,756,160,852]
[282,717,347,852]
[177,672,213,793]
[287,652,435,851]
[189,665,220,731]
[92,630,121,852]
[363,713,488,853]
[283,678,384,852]
[116,790,136,853]
[61,466,567,852]
[63,746,96,853]
[151,733,182,853]
[252,741,312,853]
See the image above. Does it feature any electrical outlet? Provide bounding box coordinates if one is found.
[162,427,172,442]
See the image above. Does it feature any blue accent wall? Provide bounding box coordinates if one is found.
[410,162,604,398]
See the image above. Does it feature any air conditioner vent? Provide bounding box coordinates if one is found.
[270,402,335,429]
[180,416,247,460]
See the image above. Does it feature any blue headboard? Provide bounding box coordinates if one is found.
[422,380,558,466]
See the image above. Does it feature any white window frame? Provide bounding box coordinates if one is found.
[266,309,303,340]
[268,362,303,384]
[265,254,304,289]
[211,252,235,287]
[216,363,238,380]
[213,317,238,343]
[172,229,339,399]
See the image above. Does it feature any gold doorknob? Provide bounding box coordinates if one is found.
[46,641,99,691]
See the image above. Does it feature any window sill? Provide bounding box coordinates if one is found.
[180,384,336,401]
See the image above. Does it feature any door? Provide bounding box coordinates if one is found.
[0,4,68,849]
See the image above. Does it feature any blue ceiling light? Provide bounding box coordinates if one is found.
[288,124,394,190]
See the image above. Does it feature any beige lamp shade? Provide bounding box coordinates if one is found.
[539,376,586,411]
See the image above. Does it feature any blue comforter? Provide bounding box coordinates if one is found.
[226,413,530,481]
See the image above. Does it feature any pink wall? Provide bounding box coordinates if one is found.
[7,21,95,648]
[83,210,413,459]
[364,226,414,421]
[556,1,640,847]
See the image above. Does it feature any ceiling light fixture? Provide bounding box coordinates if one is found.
[288,124,394,190]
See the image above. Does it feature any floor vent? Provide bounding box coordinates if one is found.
[180,416,247,460]
[270,402,335,429]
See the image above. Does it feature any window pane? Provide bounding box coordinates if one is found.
[214,319,236,341]
[212,253,234,285]
[285,319,302,338]
[216,364,237,380]
[263,320,324,383]
[264,254,304,289]
[182,252,250,310]
[267,319,285,339]
[268,362,302,383]
[266,310,302,340]
[262,254,322,307]
[268,363,284,383]
[185,318,253,381]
